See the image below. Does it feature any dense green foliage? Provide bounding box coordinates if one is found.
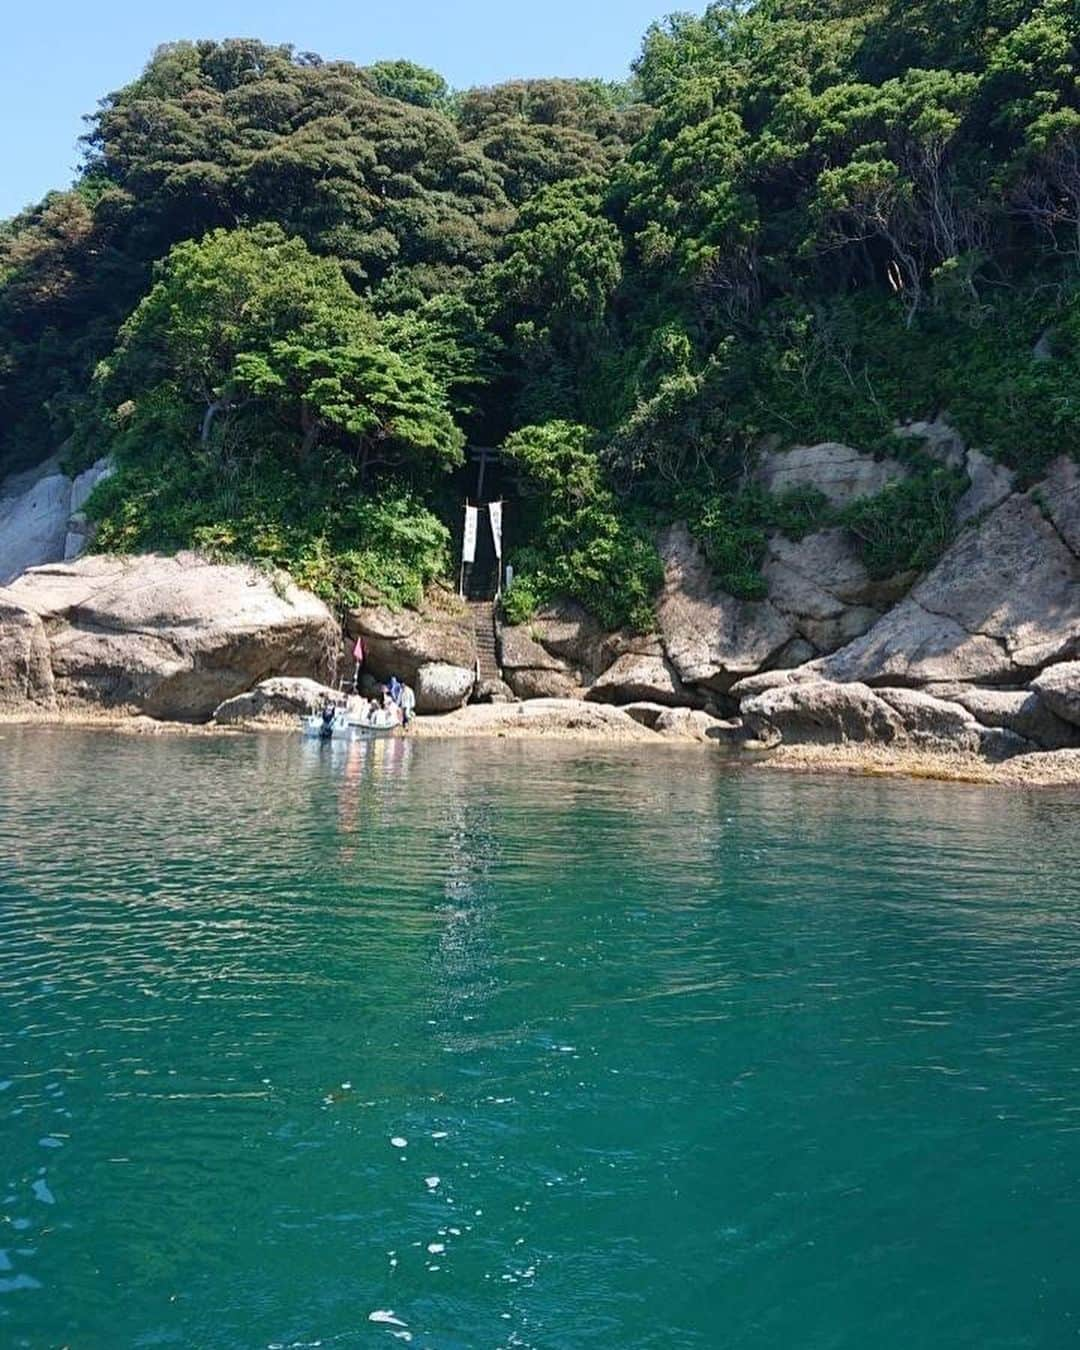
[4,2,1080,622]
[502,422,663,630]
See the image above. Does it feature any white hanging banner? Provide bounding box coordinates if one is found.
[489,500,503,560]
[462,505,479,564]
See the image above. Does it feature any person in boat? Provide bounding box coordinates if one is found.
[388,674,404,706]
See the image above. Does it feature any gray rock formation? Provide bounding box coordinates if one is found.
[349,599,476,686]
[0,596,55,708]
[742,679,907,746]
[0,456,113,584]
[1031,661,1080,728]
[875,686,983,752]
[515,600,609,674]
[415,662,475,713]
[213,677,342,724]
[925,684,1080,750]
[756,441,909,507]
[0,553,337,720]
[762,527,908,652]
[653,707,744,744]
[499,624,568,673]
[474,678,516,704]
[955,449,1016,525]
[817,493,1080,686]
[1041,456,1080,555]
[657,523,795,690]
[505,667,579,700]
[585,651,704,708]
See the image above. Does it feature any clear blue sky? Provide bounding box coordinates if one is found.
[5,0,699,219]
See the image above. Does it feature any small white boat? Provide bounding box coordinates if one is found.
[301,710,399,741]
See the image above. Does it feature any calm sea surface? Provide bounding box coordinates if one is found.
[1,727,1079,1349]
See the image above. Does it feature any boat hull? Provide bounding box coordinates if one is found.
[301,714,398,742]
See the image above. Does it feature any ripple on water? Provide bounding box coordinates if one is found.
[1,729,1079,1348]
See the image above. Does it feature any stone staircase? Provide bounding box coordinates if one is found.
[470,600,501,683]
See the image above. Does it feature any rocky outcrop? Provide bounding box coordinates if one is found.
[738,675,1038,758]
[0,455,113,584]
[742,679,907,746]
[511,600,610,675]
[348,596,477,711]
[0,553,338,720]
[213,677,342,725]
[348,598,476,685]
[875,686,984,753]
[474,678,516,704]
[652,707,745,744]
[762,527,908,652]
[1041,456,1080,555]
[1032,661,1080,729]
[816,493,1080,686]
[505,666,579,700]
[584,651,705,708]
[756,441,909,507]
[415,662,475,713]
[0,596,55,708]
[925,684,1080,751]
[657,523,795,690]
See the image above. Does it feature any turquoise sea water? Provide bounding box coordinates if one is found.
[1,726,1079,1349]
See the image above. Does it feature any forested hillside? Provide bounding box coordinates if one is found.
[2,0,1079,627]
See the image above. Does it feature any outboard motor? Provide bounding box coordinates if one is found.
[319,702,337,740]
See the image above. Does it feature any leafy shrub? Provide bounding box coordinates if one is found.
[679,485,832,600]
[88,452,449,611]
[501,421,663,632]
[839,468,966,579]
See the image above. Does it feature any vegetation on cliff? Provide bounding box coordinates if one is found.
[2,2,1079,622]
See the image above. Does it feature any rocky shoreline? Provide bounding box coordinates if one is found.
[3,427,1079,789]
[5,701,1080,789]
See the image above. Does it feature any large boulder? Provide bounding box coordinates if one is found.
[657,523,795,690]
[875,687,983,752]
[505,667,579,700]
[474,678,516,704]
[516,600,609,674]
[0,455,113,583]
[0,596,55,709]
[415,662,475,713]
[653,708,745,744]
[817,493,1080,686]
[762,527,910,652]
[1031,661,1080,728]
[742,679,907,746]
[1,553,338,720]
[926,684,1080,751]
[585,652,704,708]
[499,624,569,673]
[348,599,476,685]
[756,442,909,508]
[213,677,341,725]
